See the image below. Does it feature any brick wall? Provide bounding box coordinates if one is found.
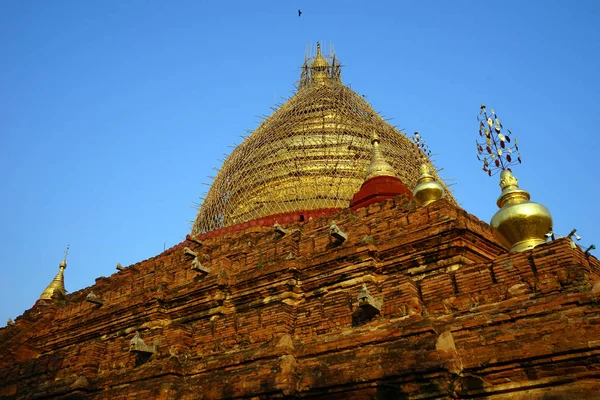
[1,195,599,399]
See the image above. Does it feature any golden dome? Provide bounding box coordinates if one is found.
[192,46,454,235]
[490,169,552,252]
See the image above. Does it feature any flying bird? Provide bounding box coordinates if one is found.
[298,9,302,17]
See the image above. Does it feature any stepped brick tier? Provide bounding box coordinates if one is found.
[2,195,600,399]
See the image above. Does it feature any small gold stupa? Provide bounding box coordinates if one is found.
[490,170,552,252]
[410,132,445,206]
[38,246,69,301]
[364,133,398,181]
[476,106,552,252]
[413,164,445,206]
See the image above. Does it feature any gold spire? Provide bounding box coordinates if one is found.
[38,245,69,301]
[311,43,330,85]
[490,170,553,252]
[413,164,445,206]
[364,134,397,180]
[311,43,329,67]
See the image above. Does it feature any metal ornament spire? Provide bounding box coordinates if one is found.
[476,106,521,176]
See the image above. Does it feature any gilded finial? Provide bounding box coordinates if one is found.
[480,106,553,252]
[38,245,69,301]
[364,134,397,180]
[313,43,326,65]
[298,42,341,89]
[310,42,331,85]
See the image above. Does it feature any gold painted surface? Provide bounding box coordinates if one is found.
[413,164,445,206]
[192,46,454,235]
[364,134,398,180]
[39,246,68,301]
[38,261,67,301]
[310,43,330,85]
[490,170,552,252]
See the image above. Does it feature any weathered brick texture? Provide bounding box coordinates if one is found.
[1,196,599,399]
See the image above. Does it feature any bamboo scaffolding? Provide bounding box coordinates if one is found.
[192,46,454,235]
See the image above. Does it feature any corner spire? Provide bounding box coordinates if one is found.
[350,135,412,210]
[364,134,397,180]
[38,245,69,302]
[410,132,444,206]
[477,105,553,252]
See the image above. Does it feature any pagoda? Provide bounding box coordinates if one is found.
[1,44,600,400]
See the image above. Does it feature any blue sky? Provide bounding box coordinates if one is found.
[1,0,599,326]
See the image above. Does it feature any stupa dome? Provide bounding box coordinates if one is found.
[192,44,454,235]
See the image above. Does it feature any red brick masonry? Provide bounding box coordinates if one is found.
[1,195,599,399]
